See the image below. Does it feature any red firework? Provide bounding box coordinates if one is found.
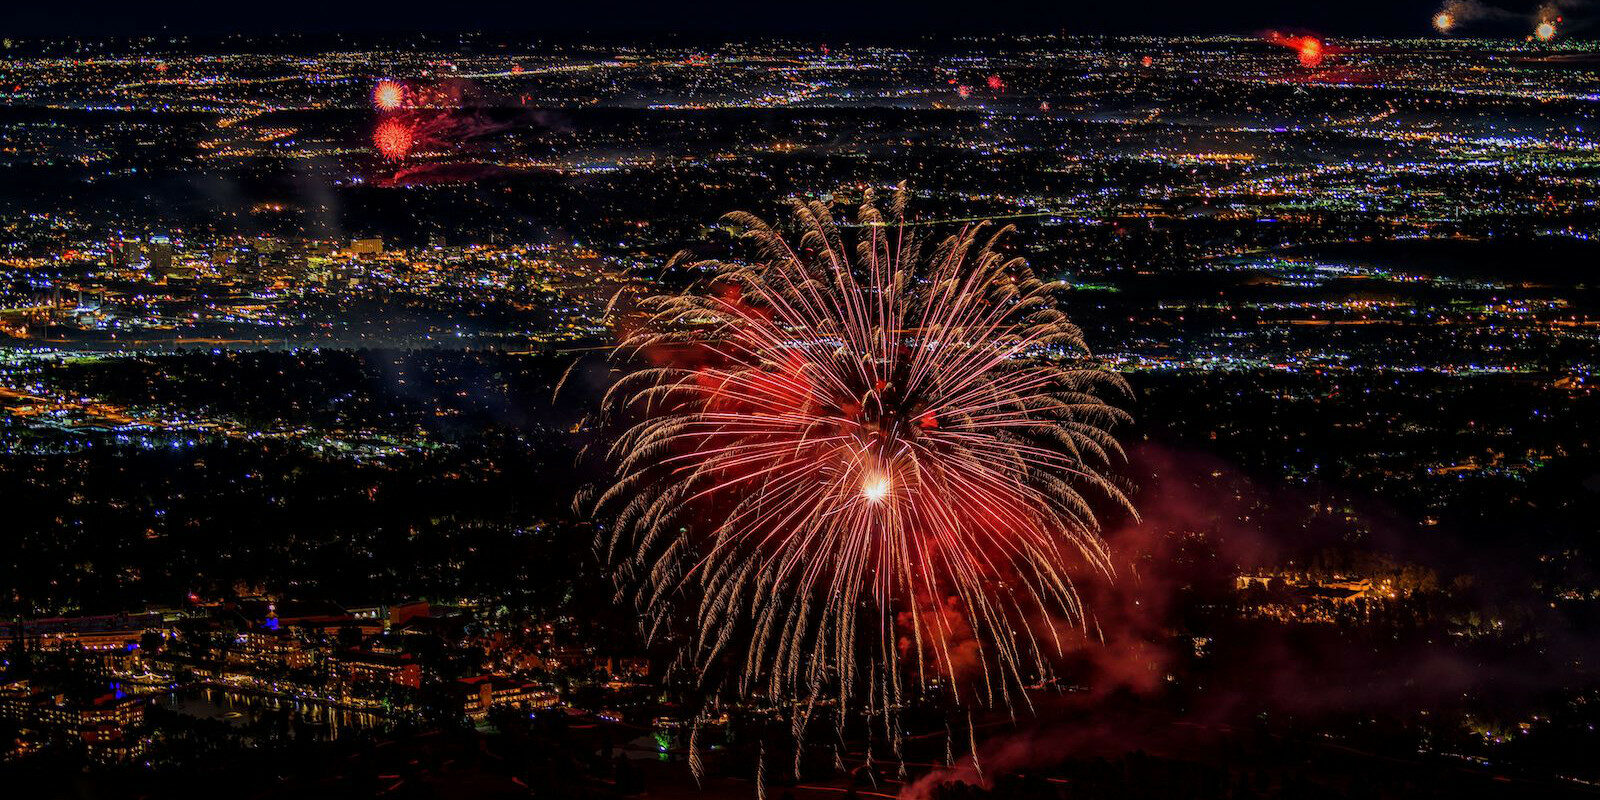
[1298,36,1324,67]
[373,118,414,159]
[1266,31,1326,68]
[593,188,1133,741]
[372,79,406,111]
[986,74,1005,91]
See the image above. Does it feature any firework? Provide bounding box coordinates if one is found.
[1295,36,1324,68]
[1536,18,1559,40]
[986,74,1005,91]
[373,79,406,111]
[368,103,510,169]
[1266,31,1325,68]
[373,118,414,159]
[590,188,1133,750]
[1433,11,1456,32]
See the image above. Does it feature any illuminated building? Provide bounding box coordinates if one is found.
[347,238,384,257]
[228,630,315,670]
[0,680,148,764]
[335,649,423,689]
[146,235,174,280]
[5,613,160,652]
[456,675,558,720]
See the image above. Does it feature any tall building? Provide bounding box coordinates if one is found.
[146,235,174,279]
[112,238,143,270]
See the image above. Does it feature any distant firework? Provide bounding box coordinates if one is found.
[1266,31,1326,68]
[590,188,1133,756]
[373,118,414,159]
[986,74,1005,91]
[1296,36,1324,67]
[956,84,972,99]
[1536,18,1559,40]
[372,80,406,111]
[1434,11,1455,32]
[1141,55,1154,67]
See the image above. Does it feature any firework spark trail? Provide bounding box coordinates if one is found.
[590,187,1134,748]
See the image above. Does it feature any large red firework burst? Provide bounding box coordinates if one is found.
[591,188,1134,754]
[372,118,414,159]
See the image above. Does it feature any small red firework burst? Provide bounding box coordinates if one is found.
[1265,31,1326,68]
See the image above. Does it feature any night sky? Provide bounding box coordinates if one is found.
[0,0,1568,37]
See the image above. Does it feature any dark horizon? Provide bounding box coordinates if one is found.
[0,0,1576,39]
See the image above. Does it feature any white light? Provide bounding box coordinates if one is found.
[862,476,891,503]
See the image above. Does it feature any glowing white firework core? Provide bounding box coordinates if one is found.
[861,475,891,503]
